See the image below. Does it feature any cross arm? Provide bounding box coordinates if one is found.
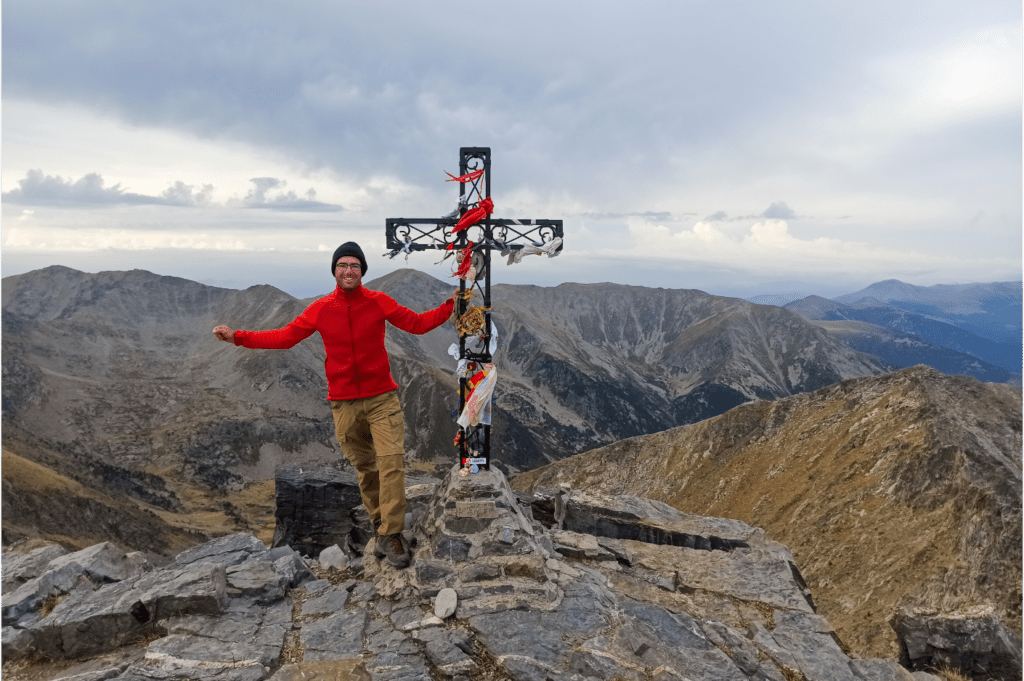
[386,218,564,256]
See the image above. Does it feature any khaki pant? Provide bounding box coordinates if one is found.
[330,390,407,536]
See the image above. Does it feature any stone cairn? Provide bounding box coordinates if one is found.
[6,462,1016,681]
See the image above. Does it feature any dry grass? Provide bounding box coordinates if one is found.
[934,665,972,681]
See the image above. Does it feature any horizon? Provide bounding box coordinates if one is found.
[3,2,1021,299]
[5,261,1019,306]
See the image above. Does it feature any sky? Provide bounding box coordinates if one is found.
[3,1,1021,301]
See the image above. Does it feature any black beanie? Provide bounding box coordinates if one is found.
[331,242,368,276]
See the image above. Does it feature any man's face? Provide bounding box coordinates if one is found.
[335,256,363,291]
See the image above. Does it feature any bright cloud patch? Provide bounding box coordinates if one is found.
[622,217,1015,282]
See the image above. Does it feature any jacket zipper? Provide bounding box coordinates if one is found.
[346,288,361,397]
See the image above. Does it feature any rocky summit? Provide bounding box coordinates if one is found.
[1,464,962,681]
[513,365,1023,668]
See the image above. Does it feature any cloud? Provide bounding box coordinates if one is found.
[242,177,343,212]
[161,181,215,207]
[762,201,797,220]
[620,216,1018,284]
[2,169,218,208]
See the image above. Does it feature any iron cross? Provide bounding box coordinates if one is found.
[385,147,564,471]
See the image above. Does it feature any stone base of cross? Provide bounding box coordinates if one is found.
[385,147,564,471]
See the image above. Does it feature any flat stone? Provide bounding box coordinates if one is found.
[454,500,500,518]
[391,606,439,632]
[431,533,471,563]
[848,659,916,681]
[434,588,457,619]
[47,542,145,584]
[135,633,266,679]
[414,627,477,676]
[172,533,268,569]
[301,585,350,618]
[52,668,130,681]
[349,582,376,603]
[29,562,228,659]
[225,559,289,604]
[2,544,69,593]
[301,608,369,661]
[469,610,574,666]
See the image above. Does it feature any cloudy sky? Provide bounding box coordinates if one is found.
[3,1,1021,300]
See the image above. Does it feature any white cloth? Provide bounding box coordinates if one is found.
[458,364,496,428]
[506,237,562,265]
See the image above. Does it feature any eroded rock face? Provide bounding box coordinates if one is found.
[891,606,1023,681]
[2,465,957,681]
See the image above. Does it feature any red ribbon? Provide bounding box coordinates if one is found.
[452,197,494,234]
[445,169,485,183]
[454,241,475,278]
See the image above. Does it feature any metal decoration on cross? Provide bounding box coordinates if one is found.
[385,147,564,471]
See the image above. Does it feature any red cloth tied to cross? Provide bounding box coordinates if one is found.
[452,197,493,235]
[454,241,475,278]
[445,169,485,183]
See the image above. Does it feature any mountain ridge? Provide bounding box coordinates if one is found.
[512,364,1022,661]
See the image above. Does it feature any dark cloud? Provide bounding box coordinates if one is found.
[1,169,206,207]
[242,177,343,213]
[705,211,729,222]
[1,2,919,202]
[763,202,797,220]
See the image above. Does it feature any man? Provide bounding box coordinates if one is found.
[213,242,454,569]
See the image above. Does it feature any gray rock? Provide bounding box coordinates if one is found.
[272,464,364,557]
[162,597,290,667]
[349,581,377,603]
[434,588,457,619]
[29,562,227,658]
[891,606,1023,681]
[266,546,317,587]
[301,607,369,661]
[172,532,268,569]
[317,544,347,571]
[53,668,130,681]
[225,558,290,604]
[47,542,146,583]
[3,542,146,628]
[849,658,916,680]
[128,633,267,680]
[13,463,998,681]
[2,624,33,658]
[2,543,69,593]
[300,585,349,618]
[413,627,477,677]
[469,610,575,667]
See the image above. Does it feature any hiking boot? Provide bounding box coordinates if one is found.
[378,532,411,569]
[371,521,385,560]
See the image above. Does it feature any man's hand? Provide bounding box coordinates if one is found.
[213,325,236,343]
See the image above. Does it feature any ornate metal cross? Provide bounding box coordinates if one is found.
[385,147,564,471]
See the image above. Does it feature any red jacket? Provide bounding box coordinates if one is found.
[234,285,454,401]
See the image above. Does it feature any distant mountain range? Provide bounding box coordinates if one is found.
[2,265,884,551]
[3,267,1019,559]
[748,279,1022,385]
